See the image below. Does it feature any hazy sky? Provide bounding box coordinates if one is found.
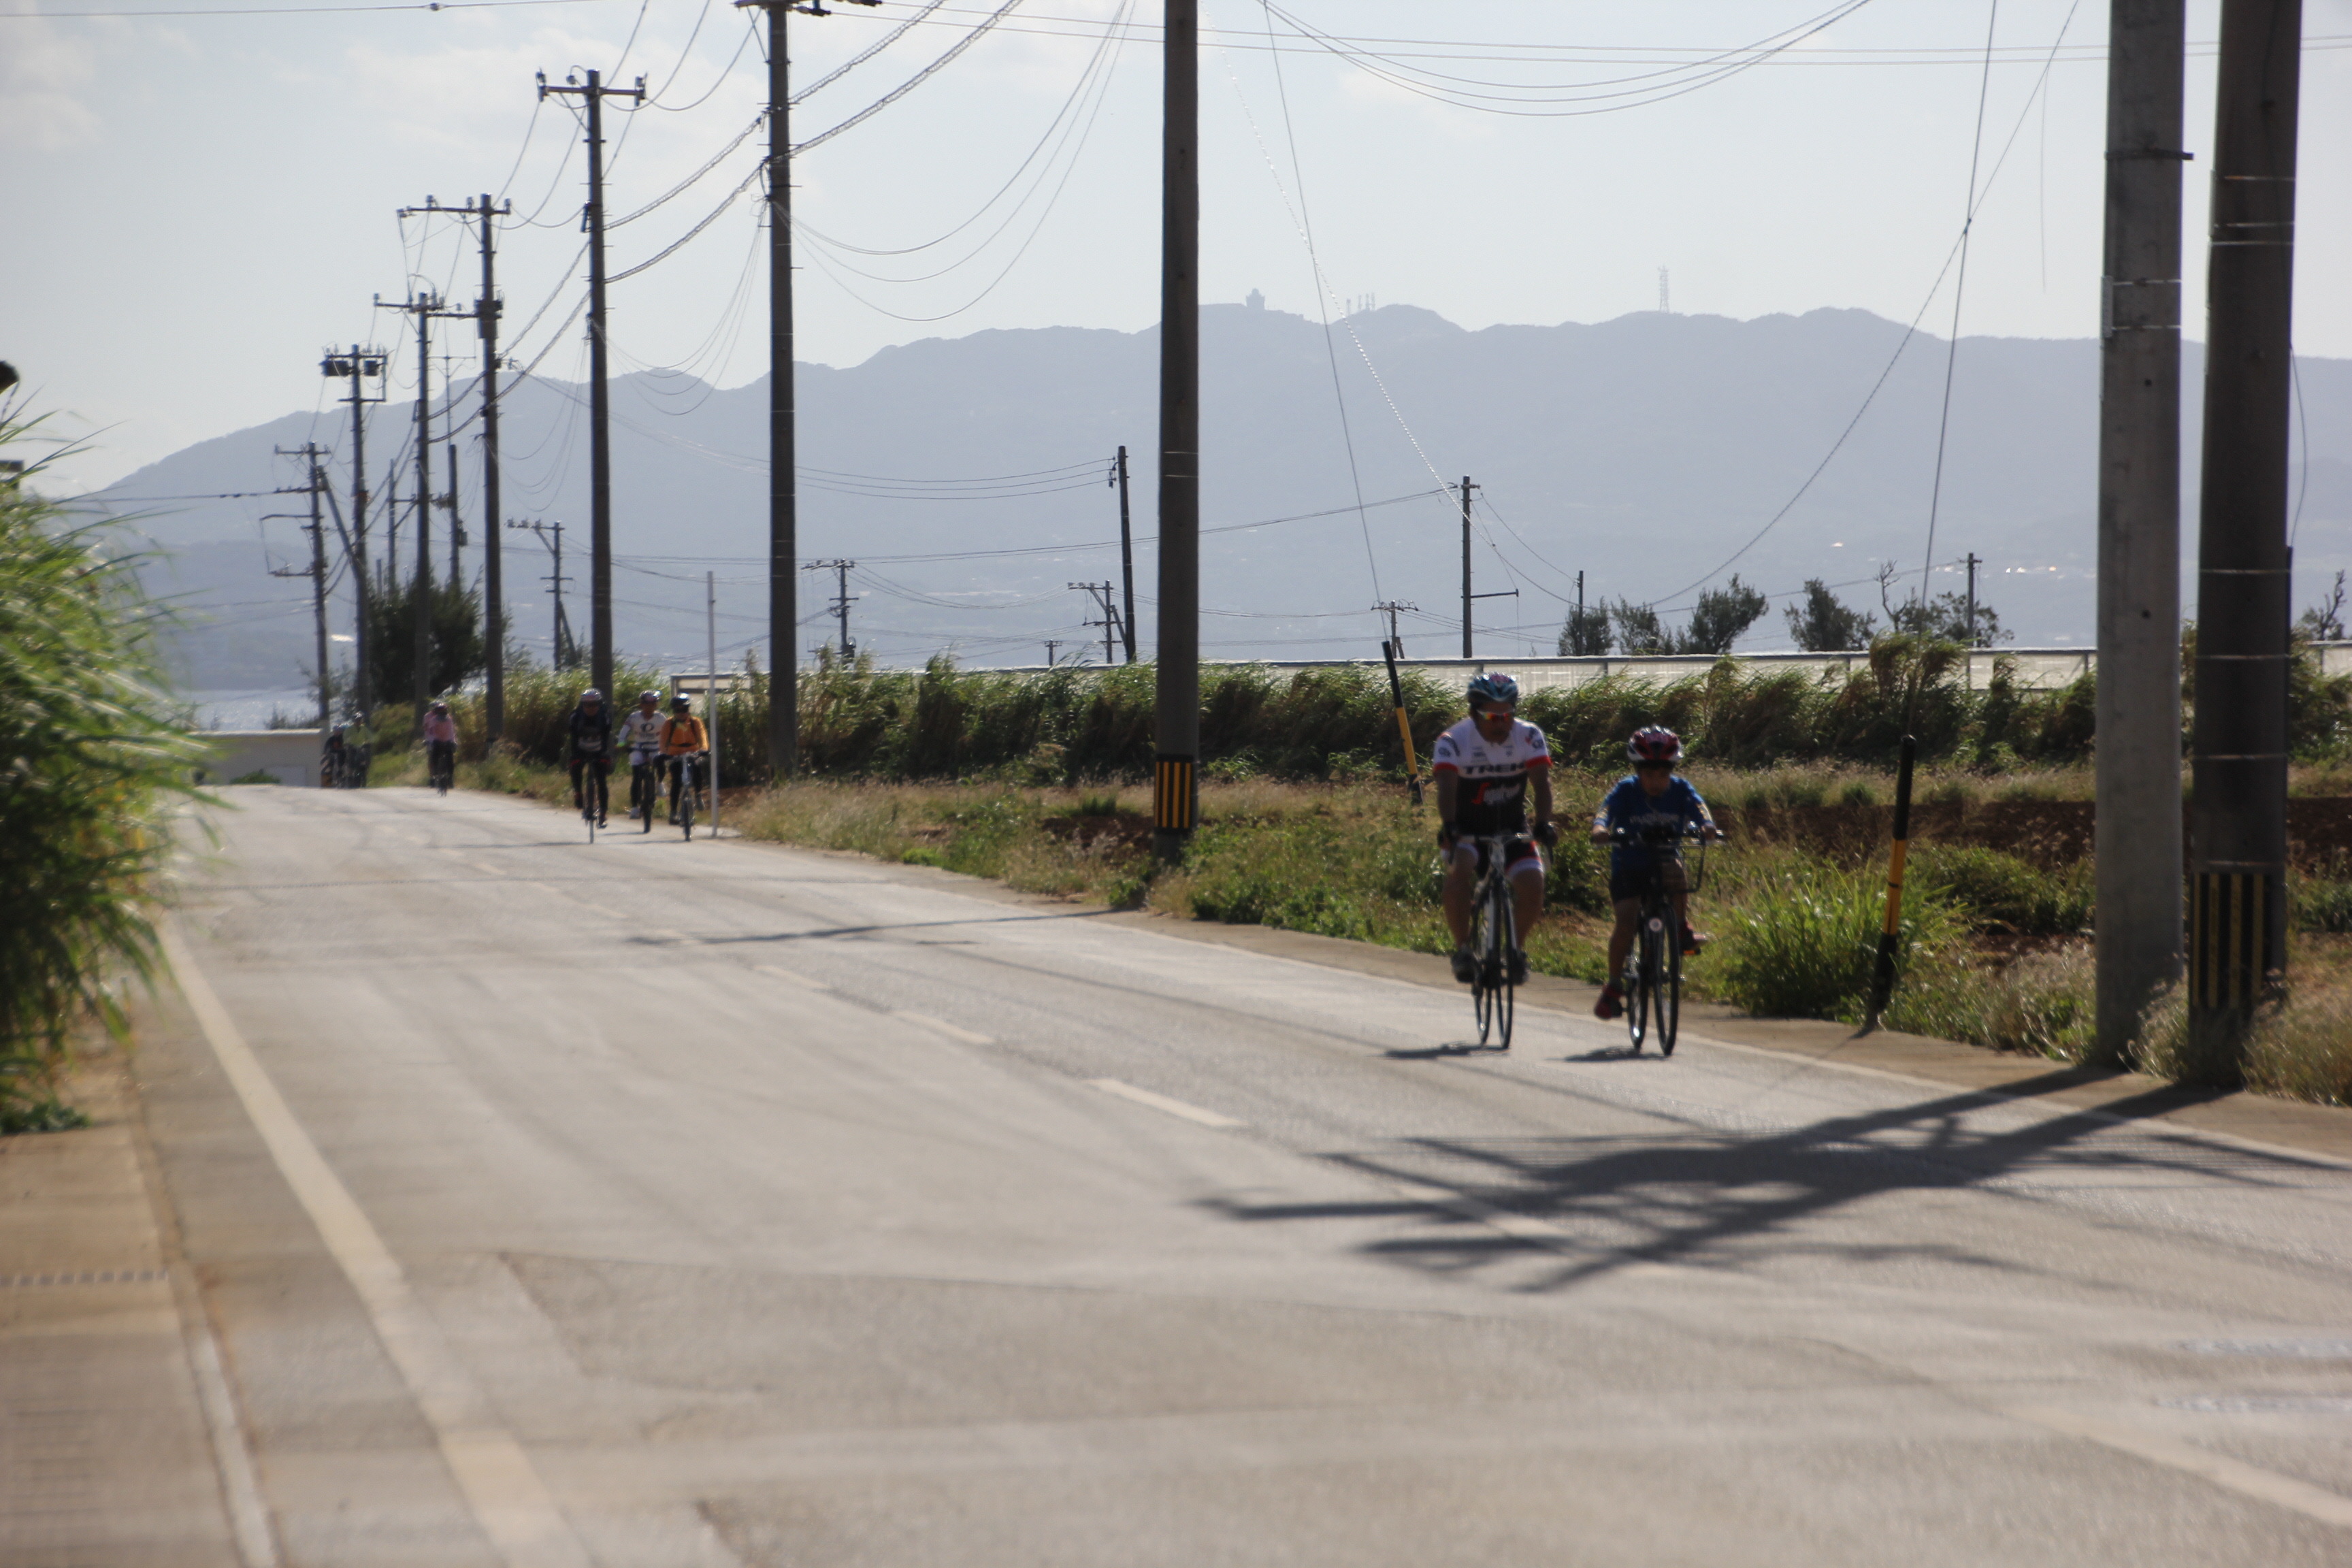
[7,0,2349,493]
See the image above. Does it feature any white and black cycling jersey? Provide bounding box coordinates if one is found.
[617,710,665,757]
[1431,716,1552,835]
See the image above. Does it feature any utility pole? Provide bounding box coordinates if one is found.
[1459,476,1479,657]
[2093,1,2190,1064]
[538,69,645,702]
[1043,639,1062,666]
[1963,551,1984,689]
[380,284,469,713]
[1072,581,1122,665]
[508,519,574,669]
[1153,0,1200,864]
[444,440,464,585]
[806,559,857,660]
[734,0,875,775]
[321,346,384,723]
[2189,0,2302,1070]
[267,444,335,732]
[1113,445,1138,662]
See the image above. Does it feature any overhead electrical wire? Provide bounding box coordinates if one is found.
[1916,0,2007,612]
[792,0,1026,157]
[1650,0,2087,608]
[647,14,759,113]
[791,0,952,103]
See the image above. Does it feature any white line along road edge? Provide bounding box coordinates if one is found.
[2006,1405,2352,1532]
[161,923,595,1568]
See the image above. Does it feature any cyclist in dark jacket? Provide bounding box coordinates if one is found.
[1590,725,1719,1019]
[568,689,614,826]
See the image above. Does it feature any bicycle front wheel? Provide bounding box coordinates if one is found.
[1470,899,1497,1046]
[1627,923,1656,1054]
[1488,879,1516,1051]
[679,777,696,839]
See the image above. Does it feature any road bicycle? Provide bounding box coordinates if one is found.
[1463,832,1521,1051]
[574,757,609,843]
[671,752,706,840]
[427,741,455,797]
[1613,824,1710,1057]
[629,750,660,834]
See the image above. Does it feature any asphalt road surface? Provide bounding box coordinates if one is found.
[144,786,2352,1567]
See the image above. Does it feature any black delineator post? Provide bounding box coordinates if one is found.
[2189,0,2302,1071]
[1115,445,1137,664]
[1865,735,1918,1028]
[2093,0,2189,1062]
[1152,0,1200,865]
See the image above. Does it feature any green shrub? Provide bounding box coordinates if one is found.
[1912,845,2094,936]
[1891,943,2095,1059]
[0,414,205,1128]
[1707,858,1963,1022]
[2292,870,2352,934]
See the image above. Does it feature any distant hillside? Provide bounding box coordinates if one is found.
[82,303,2351,689]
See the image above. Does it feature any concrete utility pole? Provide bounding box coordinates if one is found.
[508,519,574,669]
[736,0,873,774]
[380,286,469,712]
[806,559,857,661]
[538,69,645,702]
[321,347,384,722]
[1114,446,1137,663]
[267,444,335,731]
[1072,581,1121,664]
[2094,0,2189,1062]
[445,440,463,584]
[1459,476,1480,657]
[1153,0,1200,864]
[2189,0,2302,1067]
[472,194,512,740]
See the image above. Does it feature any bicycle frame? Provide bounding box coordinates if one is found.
[1613,825,1707,1056]
[1466,834,1520,1049]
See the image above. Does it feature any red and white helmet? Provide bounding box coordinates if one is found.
[1627,725,1682,765]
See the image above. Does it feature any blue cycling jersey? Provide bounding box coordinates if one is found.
[1594,775,1714,868]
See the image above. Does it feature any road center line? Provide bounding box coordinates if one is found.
[161,924,593,1568]
[1088,1078,1244,1129]
[892,1011,994,1045]
[2006,1404,2352,1531]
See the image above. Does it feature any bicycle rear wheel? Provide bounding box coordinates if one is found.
[1626,924,1654,1054]
[1660,931,1683,1056]
[1470,897,1497,1046]
[679,770,696,838]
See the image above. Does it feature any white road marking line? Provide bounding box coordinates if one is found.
[176,1263,281,1566]
[752,963,830,992]
[161,924,593,1568]
[892,1011,994,1045]
[1088,1078,1243,1129]
[2008,1404,2352,1531]
[574,900,624,919]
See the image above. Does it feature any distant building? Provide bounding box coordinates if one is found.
[1245,289,1264,310]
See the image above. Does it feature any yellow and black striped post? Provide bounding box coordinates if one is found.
[1153,754,1196,836]
[1381,638,1423,807]
[1864,734,1918,1028]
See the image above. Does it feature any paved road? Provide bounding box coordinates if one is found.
[142,786,2352,1566]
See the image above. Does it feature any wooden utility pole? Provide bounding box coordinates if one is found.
[321,347,383,722]
[2189,0,2302,1069]
[1153,0,1200,864]
[538,69,644,701]
[1115,445,1137,663]
[2094,0,2189,1061]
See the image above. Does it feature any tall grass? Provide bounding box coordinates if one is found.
[0,414,205,1130]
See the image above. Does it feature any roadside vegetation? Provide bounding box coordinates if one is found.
[0,414,203,1132]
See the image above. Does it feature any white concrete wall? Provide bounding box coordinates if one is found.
[198,730,321,787]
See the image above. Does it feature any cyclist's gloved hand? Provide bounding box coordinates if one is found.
[1533,820,1560,847]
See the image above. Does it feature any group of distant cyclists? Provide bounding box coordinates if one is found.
[329,689,710,829]
[1431,670,1720,1022]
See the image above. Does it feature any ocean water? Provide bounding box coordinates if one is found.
[192,689,321,732]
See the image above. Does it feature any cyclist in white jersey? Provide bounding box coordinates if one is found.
[617,690,665,820]
[1432,672,1558,985]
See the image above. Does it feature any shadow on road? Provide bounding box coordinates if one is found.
[1203,1071,2334,1292]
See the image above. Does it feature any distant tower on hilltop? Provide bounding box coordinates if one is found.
[1246,288,1264,310]
[1658,267,1671,314]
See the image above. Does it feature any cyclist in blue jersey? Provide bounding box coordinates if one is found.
[1590,725,1720,1020]
[1433,672,1560,986]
